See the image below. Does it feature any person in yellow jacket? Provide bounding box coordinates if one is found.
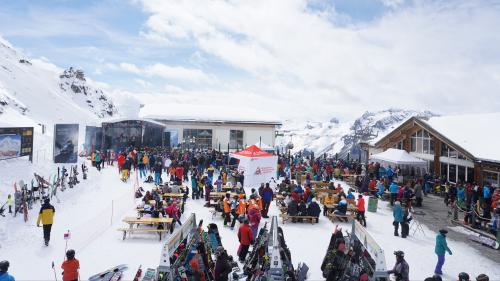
[6,194,13,214]
[37,198,55,246]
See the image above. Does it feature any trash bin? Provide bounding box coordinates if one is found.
[368,197,378,213]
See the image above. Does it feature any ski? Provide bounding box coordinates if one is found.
[133,265,142,281]
[468,234,500,250]
[88,264,128,281]
[109,270,123,281]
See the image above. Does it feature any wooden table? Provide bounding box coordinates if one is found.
[209,192,237,199]
[122,216,173,228]
[323,204,357,215]
[162,193,185,199]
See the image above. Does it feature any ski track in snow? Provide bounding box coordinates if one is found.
[1,162,500,280]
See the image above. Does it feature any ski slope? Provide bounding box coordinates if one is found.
[1,160,499,280]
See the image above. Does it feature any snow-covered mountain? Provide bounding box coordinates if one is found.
[276,109,437,158]
[0,36,117,128]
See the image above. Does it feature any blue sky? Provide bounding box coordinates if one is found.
[0,0,499,120]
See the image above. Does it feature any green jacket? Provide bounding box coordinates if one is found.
[435,233,452,255]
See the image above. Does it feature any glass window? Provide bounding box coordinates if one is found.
[467,167,475,183]
[441,163,448,181]
[429,139,434,154]
[483,171,499,187]
[411,137,416,152]
[449,149,458,158]
[417,129,423,137]
[183,129,213,149]
[429,160,434,174]
[449,164,457,183]
[458,165,466,183]
[230,130,244,149]
[441,143,448,157]
[423,140,429,154]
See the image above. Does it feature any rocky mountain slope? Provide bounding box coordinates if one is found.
[0,36,117,128]
[276,109,437,159]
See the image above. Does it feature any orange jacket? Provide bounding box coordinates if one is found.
[356,198,365,212]
[223,198,231,213]
[61,259,79,281]
[236,199,247,215]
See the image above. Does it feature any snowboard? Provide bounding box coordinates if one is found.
[141,268,156,281]
[468,234,500,250]
[88,264,128,281]
[133,265,142,281]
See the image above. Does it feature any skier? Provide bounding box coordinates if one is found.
[387,250,409,281]
[393,201,403,237]
[356,194,366,227]
[6,194,13,214]
[434,229,452,275]
[237,218,254,263]
[261,183,273,218]
[61,249,80,281]
[476,274,489,281]
[36,198,55,246]
[389,181,399,206]
[214,246,232,281]
[223,193,232,227]
[247,205,261,238]
[457,272,470,281]
[0,260,15,281]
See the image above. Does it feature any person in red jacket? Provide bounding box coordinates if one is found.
[356,194,366,227]
[61,249,79,281]
[117,153,125,174]
[237,218,254,263]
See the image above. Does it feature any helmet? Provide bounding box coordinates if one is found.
[458,272,470,281]
[66,249,75,259]
[215,246,225,256]
[0,260,9,272]
[393,250,404,257]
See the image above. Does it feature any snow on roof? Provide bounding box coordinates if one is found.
[139,103,282,125]
[370,148,427,165]
[422,112,500,162]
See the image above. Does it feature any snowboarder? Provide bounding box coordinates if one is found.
[237,218,254,263]
[0,260,15,281]
[387,250,409,281]
[61,249,80,281]
[214,246,232,281]
[434,229,452,275]
[37,198,55,246]
[393,201,403,236]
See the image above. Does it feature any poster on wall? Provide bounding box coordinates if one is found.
[0,127,34,161]
[0,134,21,159]
[54,124,79,163]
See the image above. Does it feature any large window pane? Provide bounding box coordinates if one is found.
[411,138,416,152]
[423,140,429,154]
[230,130,244,149]
[183,129,213,149]
[449,164,457,183]
[483,171,499,187]
[441,163,448,181]
[458,165,466,183]
[441,143,448,157]
[467,167,475,183]
[429,139,434,154]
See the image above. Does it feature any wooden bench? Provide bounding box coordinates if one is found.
[117,228,169,241]
[327,212,356,222]
[279,214,318,224]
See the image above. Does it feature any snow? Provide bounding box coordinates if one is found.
[424,112,500,162]
[1,156,499,280]
[140,103,281,124]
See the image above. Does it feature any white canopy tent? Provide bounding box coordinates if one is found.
[370,148,427,166]
[230,145,278,188]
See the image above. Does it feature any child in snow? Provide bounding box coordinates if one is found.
[61,249,79,281]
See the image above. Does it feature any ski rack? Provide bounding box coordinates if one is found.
[349,220,388,281]
[157,213,198,280]
[267,216,285,280]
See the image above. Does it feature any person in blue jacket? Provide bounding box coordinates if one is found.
[389,182,399,206]
[0,260,15,281]
[377,181,386,197]
[434,229,452,275]
[393,201,404,236]
[386,166,394,182]
[483,183,491,204]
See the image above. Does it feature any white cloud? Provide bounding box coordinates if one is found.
[119,62,214,83]
[135,0,500,119]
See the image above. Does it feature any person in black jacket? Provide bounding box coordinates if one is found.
[214,246,232,281]
[307,198,321,223]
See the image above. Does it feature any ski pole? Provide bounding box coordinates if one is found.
[52,261,58,281]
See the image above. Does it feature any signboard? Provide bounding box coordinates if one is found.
[84,126,102,152]
[0,127,34,161]
[53,124,79,163]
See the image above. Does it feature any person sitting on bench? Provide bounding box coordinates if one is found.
[287,199,298,222]
[333,197,348,222]
[323,193,336,216]
[307,198,321,223]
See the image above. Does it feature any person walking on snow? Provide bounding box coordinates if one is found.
[61,249,79,281]
[247,205,261,238]
[393,201,403,237]
[6,194,13,214]
[37,198,55,246]
[261,183,273,218]
[387,250,409,281]
[356,194,366,227]
[434,229,452,275]
[0,260,15,281]
[237,218,254,263]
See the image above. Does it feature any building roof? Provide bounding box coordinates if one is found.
[422,112,500,163]
[139,104,282,126]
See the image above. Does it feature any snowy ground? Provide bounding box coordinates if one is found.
[1,161,499,281]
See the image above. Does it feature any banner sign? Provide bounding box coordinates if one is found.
[54,124,79,163]
[0,127,34,161]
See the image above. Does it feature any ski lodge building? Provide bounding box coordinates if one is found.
[88,104,281,152]
[372,113,500,187]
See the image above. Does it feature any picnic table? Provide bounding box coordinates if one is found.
[119,216,173,241]
[209,192,237,199]
[323,203,357,215]
[162,193,185,199]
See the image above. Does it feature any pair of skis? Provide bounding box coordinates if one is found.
[88,265,154,281]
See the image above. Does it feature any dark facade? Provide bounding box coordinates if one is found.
[101,119,165,152]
